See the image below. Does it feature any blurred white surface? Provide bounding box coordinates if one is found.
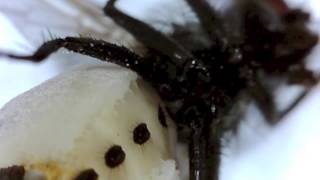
[0,0,320,180]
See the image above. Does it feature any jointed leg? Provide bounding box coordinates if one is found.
[3,37,143,71]
[287,66,317,87]
[184,0,225,45]
[250,74,318,124]
[279,77,319,119]
[248,80,278,124]
[104,0,192,66]
[278,69,318,120]
[279,89,308,119]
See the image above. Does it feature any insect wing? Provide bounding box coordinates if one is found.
[0,0,135,46]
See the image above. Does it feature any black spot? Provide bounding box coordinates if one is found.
[74,169,98,180]
[105,145,126,168]
[0,165,25,180]
[158,106,168,128]
[133,123,151,145]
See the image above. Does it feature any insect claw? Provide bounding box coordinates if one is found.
[0,52,37,62]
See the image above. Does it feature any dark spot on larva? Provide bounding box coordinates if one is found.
[74,169,98,180]
[0,165,25,180]
[158,106,168,128]
[133,123,150,145]
[105,145,126,168]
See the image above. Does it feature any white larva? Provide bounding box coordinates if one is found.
[0,64,180,180]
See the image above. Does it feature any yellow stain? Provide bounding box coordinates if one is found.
[26,161,78,180]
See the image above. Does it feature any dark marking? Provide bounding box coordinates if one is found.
[133,123,151,145]
[74,169,98,180]
[105,145,126,168]
[0,165,25,180]
[158,106,168,128]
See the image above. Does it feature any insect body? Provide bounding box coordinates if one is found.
[2,0,318,179]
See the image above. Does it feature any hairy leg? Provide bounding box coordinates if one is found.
[2,37,143,72]
[104,0,192,66]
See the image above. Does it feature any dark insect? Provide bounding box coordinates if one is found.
[105,145,126,168]
[1,0,318,179]
[74,169,98,180]
[0,165,25,180]
[133,123,151,145]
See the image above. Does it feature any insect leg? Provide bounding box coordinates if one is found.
[103,0,193,66]
[251,71,318,124]
[189,127,220,180]
[274,67,318,121]
[2,37,143,71]
[206,130,221,180]
[287,66,317,87]
[184,0,225,45]
[279,76,319,120]
[248,80,278,124]
[279,89,309,119]
[189,129,207,180]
